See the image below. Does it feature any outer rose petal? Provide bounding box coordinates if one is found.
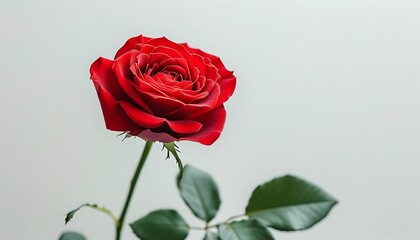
[90,57,125,99]
[92,82,138,131]
[114,35,153,59]
[216,76,236,107]
[180,106,227,145]
[166,120,202,134]
[181,43,218,60]
[119,101,165,128]
[120,102,202,134]
[210,57,234,78]
[209,57,236,107]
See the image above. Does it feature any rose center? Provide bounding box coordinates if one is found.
[165,71,184,82]
[153,72,184,85]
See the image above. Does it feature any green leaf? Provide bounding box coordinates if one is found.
[245,175,337,231]
[65,204,90,224]
[130,209,189,240]
[203,231,219,240]
[58,231,86,240]
[218,219,274,240]
[177,165,221,222]
[65,203,118,225]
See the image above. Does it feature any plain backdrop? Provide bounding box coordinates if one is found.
[1,0,419,239]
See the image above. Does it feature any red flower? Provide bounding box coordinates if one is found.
[90,35,236,145]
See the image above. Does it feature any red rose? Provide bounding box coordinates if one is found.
[89,35,236,145]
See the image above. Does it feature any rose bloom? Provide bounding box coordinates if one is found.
[90,35,236,145]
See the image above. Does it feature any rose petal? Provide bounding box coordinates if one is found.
[135,73,171,97]
[167,88,209,104]
[119,101,165,128]
[211,57,234,78]
[120,101,201,134]
[140,93,185,117]
[136,53,150,73]
[147,52,175,72]
[147,37,196,73]
[113,51,154,114]
[160,58,189,79]
[153,46,183,59]
[90,57,125,99]
[205,62,221,81]
[92,82,138,131]
[181,43,218,60]
[115,35,153,59]
[216,76,236,107]
[166,83,220,119]
[191,54,207,76]
[153,72,175,85]
[166,120,202,134]
[193,75,206,92]
[180,106,227,145]
[132,75,186,116]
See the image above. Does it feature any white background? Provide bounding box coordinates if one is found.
[1,0,419,239]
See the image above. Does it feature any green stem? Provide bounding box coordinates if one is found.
[189,213,246,230]
[224,213,246,223]
[115,141,153,240]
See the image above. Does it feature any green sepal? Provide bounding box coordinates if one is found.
[163,142,184,183]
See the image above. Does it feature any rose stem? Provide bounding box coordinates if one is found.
[115,141,153,240]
